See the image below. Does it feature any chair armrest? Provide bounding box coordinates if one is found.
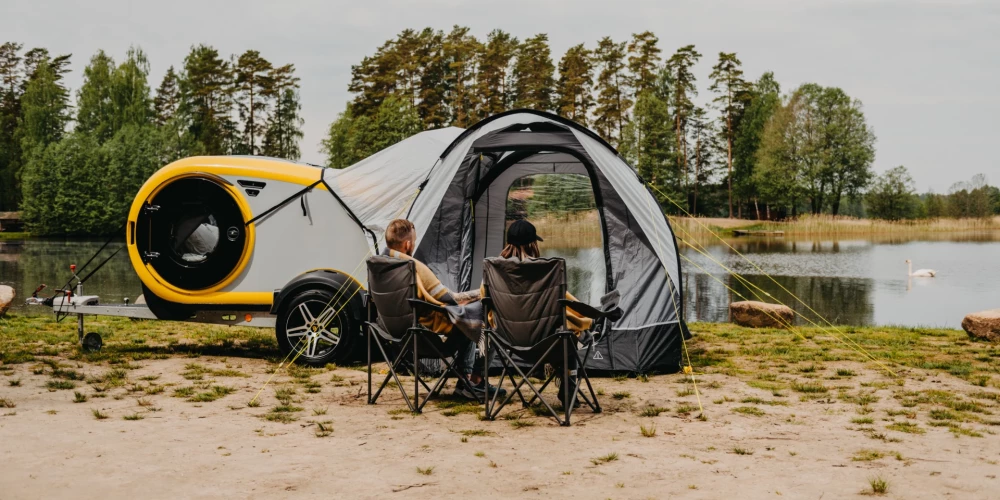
[559,299,623,322]
[407,298,448,315]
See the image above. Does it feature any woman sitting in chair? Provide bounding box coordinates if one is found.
[483,219,594,408]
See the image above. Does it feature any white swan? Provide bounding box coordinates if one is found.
[906,259,936,277]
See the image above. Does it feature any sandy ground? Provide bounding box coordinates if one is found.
[1,354,998,500]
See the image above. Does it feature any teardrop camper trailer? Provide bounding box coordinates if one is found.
[126,156,376,365]
[116,110,688,372]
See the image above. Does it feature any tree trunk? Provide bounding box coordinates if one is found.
[693,139,700,216]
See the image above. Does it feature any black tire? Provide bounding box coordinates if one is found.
[275,288,356,367]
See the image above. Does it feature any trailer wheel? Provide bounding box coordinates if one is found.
[275,288,355,367]
[83,332,103,352]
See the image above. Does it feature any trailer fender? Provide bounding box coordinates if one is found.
[270,270,365,324]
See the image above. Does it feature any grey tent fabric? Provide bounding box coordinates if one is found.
[331,110,688,373]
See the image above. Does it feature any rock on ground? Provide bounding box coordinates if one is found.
[0,285,14,316]
[962,309,1000,342]
[729,300,794,329]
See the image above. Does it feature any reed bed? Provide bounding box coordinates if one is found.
[671,214,1000,237]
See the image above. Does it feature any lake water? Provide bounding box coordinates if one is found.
[3,234,999,328]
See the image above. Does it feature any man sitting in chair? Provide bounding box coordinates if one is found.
[382,218,499,400]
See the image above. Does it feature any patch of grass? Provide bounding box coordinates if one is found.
[612,391,631,400]
[590,452,619,466]
[836,369,856,377]
[0,398,15,408]
[731,447,754,456]
[852,449,885,462]
[315,421,333,437]
[436,399,482,417]
[73,391,88,403]
[740,397,788,406]
[676,404,699,415]
[272,403,304,413]
[416,466,434,476]
[92,409,108,420]
[640,423,657,437]
[868,475,889,495]
[948,424,983,438]
[929,409,960,421]
[172,387,195,398]
[852,417,874,425]
[638,406,668,417]
[886,422,925,434]
[136,397,154,407]
[8,378,21,387]
[460,429,494,437]
[676,387,695,397]
[510,418,535,429]
[188,386,236,403]
[732,406,765,417]
[123,413,145,421]
[46,380,75,391]
[791,381,828,394]
[261,412,298,424]
[312,408,327,416]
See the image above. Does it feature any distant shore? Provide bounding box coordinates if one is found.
[672,214,1000,237]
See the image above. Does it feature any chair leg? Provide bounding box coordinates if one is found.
[412,333,420,413]
[492,345,564,426]
[484,334,492,419]
[370,332,417,413]
[525,370,557,408]
[367,327,373,404]
[575,348,602,413]
[563,334,572,426]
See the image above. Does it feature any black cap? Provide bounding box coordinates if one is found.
[506,220,543,246]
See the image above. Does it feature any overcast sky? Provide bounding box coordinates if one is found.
[3,0,997,192]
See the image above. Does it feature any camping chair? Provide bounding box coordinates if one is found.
[481,257,621,426]
[365,255,481,413]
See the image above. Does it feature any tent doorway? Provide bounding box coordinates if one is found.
[504,173,606,304]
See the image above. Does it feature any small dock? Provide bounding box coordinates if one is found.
[0,212,23,232]
[733,229,784,237]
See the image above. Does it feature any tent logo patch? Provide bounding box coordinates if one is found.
[593,351,604,360]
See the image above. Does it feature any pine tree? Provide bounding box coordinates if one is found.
[19,55,72,151]
[75,50,116,141]
[415,28,448,129]
[627,31,661,96]
[555,44,594,125]
[180,44,234,155]
[592,37,631,145]
[687,106,719,215]
[0,42,25,211]
[665,44,701,208]
[477,30,519,116]
[619,69,676,208]
[109,47,153,133]
[234,50,273,154]
[709,52,750,217]
[442,26,482,127]
[512,34,555,111]
[262,64,303,159]
[153,66,180,126]
[264,66,301,159]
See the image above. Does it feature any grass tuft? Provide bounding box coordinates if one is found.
[590,452,619,466]
[868,475,889,495]
[640,423,657,437]
[416,466,434,476]
[92,409,108,420]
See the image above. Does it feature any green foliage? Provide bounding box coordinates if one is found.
[708,52,750,217]
[555,44,593,125]
[512,34,555,111]
[592,37,630,144]
[756,84,876,216]
[322,95,422,169]
[732,72,780,217]
[76,47,153,143]
[866,166,917,220]
[626,31,662,96]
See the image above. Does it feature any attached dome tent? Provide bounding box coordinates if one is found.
[331,110,689,373]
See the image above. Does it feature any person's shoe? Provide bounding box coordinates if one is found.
[454,380,507,401]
